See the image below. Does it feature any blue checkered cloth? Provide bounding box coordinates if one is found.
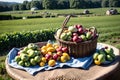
[7,44,103,75]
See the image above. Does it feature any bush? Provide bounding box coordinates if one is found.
[0,29,56,53]
[0,15,12,20]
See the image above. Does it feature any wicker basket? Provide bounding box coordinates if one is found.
[54,15,98,58]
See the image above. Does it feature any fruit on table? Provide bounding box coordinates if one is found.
[93,46,115,65]
[15,43,42,67]
[48,59,56,67]
[40,43,71,67]
[39,61,45,67]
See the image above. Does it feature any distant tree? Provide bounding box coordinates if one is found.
[109,0,120,7]
[91,0,101,8]
[84,0,93,8]
[69,0,84,9]
[101,0,109,7]
[42,0,57,9]
[19,4,26,10]
[12,4,19,11]
[26,2,31,10]
[57,0,69,9]
[30,0,42,9]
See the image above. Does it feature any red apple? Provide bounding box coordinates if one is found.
[72,32,78,37]
[56,46,62,52]
[77,37,82,42]
[62,47,68,52]
[72,36,78,42]
[78,28,84,34]
[53,54,60,61]
[76,24,83,29]
[57,51,62,56]
[45,54,52,61]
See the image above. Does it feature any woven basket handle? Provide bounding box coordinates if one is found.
[58,15,71,39]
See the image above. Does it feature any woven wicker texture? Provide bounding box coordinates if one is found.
[6,42,120,80]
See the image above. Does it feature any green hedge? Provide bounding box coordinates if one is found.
[0,29,56,53]
[0,15,12,20]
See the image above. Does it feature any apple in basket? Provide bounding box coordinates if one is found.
[86,31,92,40]
[60,33,68,40]
[68,26,77,32]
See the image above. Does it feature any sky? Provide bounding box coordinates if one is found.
[0,0,32,3]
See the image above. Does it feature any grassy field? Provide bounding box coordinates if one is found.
[0,15,120,49]
[0,8,120,17]
[0,8,120,80]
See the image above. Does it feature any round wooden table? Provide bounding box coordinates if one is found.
[5,43,120,80]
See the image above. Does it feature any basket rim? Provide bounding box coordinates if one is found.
[54,34,98,45]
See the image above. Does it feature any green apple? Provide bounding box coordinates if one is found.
[15,56,21,63]
[66,31,72,36]
[68,26,77,32]
[28,50,35,58]
[30,58,36,66]
[86,32,92,39]
[21,54,29,61]
[105,48,115,58]
[28,43,38,50]
[109,48,115,58]
[104,48,110,54]
[34,50,40,56]
[23,47,29,53]
[25,61,31,67]
[60,33,67,40]
[56,29,62,37]
[106,55,113,61]
[66,36,72,41]
[80,35,86,41]
[34,56,41,63]
[93,52,99,60]
[18,60,24,66]
[97,54,105,62]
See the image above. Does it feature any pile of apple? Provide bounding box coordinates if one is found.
[40,43,70,67]
[15,43,42,67]
[93,46,115,65]
[56,24,97,42]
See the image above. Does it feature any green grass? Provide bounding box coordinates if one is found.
[0,8,120,17]
[0,15,120,49]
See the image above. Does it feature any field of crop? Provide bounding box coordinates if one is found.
[0,8,120,80]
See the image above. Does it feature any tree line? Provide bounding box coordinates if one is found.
[0,0,120,12]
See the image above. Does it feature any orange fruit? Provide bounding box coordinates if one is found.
[94,60,101,65]
[41,49,47,55]
[60,56,67,63]
[41,57,47,63]
[46,43,53,47]
[39,61,45,67]
[47,47,55,52]
[48,59,56,67]
[62,53,70,60]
